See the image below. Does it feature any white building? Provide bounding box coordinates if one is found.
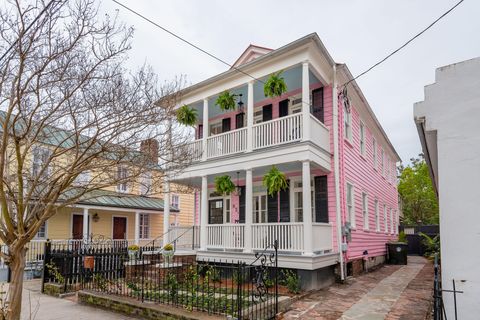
[414,57,480,320]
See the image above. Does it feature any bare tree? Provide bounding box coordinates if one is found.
[0,1,194,318]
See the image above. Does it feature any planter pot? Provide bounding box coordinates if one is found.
[162,249,174,264]
[84,256,94,269]
[128,250,138,261]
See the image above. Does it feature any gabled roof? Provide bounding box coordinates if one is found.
[231,44,273,68]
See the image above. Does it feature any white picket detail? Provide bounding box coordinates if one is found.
[186,139,203,161]
[206,128,247,158]
[252,113,303,149]
[206,224,245,249]
[251,223,304,252]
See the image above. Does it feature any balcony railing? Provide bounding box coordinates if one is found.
[185,113,330,162]
[253,113,302,149]
[206,127,247,158]
[205,222,332,255]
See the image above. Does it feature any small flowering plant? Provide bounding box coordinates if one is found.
[128,244,139,251]
[163,243,174,251]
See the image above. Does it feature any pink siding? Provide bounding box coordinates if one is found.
[337,95,399,261]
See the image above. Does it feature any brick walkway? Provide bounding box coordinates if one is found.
[283,256,433,320]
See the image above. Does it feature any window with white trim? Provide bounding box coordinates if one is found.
[386,157,390,182]
[372,138,377,169]
[344,105,352,141]
[381,149,385,177]
[359,122,366,156]
[383,204,388,233]
[346,183,355,227]
[74,171,90,186]
[117,166,128,193]
[35,221,47,239]
[140,171,152,195]
[374,199,380,231]
[209,121,222,135]
[139,213,150,239]
[171,194,180,209]
[390,208,394,234]
[292,179,315,223]
[32,147,51,178]
[362,192,368,230]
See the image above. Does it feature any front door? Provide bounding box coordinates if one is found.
[113,217,127,239]
[72,214,83,239]
[253,194,268,223]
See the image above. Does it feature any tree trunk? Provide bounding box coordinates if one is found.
[6,247,27,320]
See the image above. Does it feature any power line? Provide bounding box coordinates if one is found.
[0,0,62,64]
[341,0,465,89]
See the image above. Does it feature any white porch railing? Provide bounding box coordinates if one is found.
[206,224,245,250]
[206,127,247,158]
[312,223,333,252]
[185,139,203,161]
[252,223,304,252]
[252,113,303,149]
[168,225,200,249]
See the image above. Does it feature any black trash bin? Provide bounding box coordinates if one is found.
[387,242,408,265]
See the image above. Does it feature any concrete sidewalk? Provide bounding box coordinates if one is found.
[20,280,136,320]
[283,256,433,320]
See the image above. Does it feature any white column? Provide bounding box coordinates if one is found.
[302,160,313,255]
[82,207,89,240]
[244,168,253,252]
[163,179,171,246]
[246,81,254,152]
[134,211,140,245]
[202,98,208,161]
[302,61,311,141]
[200,175,208,250]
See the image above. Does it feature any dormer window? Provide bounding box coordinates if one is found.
[117,166,128,193]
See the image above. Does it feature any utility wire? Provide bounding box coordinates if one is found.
[112,0,464,98]
[341,0,465,88]
[0,0,61,64]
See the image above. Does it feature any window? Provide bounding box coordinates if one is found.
[386,157,390,182]
[74,171,90,186]
[372,138,377,169]
[209,121,222,135]
[390,208,394,234]
[292,179,315,223]
[225,198,231,223]
[139,213,150,239]
[254,194,267,223]
[346,183,355,227]
[383,204,388,233]
[171,194,180,209]
[359,122,366,156]
[344,105,352,141]
[374,199,380,231]
[392,162,397,183]
[140,171,152,195]
[394,210,398,234]
[32,147,51,178]
[362,192,368,230]
[117,166,128,193]
[381,149,385,177]
[35,221,47,239]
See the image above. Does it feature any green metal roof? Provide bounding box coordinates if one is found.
[72,189,179,212]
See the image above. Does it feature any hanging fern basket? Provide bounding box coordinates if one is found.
[214,175,236,195]
[216,91,237,111]
[262,166,288,197]
[176,105,197,126]
[264,71,288,98]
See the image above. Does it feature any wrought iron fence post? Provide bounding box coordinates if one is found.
[433,253,441,320]
[191,226,195,251]
[141,254,145,303]
[274,239,279,316]
[41,239,51,293]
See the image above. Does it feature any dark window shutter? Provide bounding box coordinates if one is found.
[267,180,290,222]
[279,99,289,117]
[279,180,290,222]
[198,124,203,139]
[238,186,246,223]
[222,118,231,132]
[262,104,273,122]
[312,88,324,123]
[236,112,245,129]
[314,176,328,223]
[267,194,278,223]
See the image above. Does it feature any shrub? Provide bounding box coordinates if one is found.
[280,269,300,294]
[398,231,408,243]
[419,232,440,258]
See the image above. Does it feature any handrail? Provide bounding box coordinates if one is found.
[251,112,300,128]
[206,126,247,140]
[168,225,195,251]
[142,227,176,249]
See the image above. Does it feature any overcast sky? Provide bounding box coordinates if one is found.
[100,0,479,164]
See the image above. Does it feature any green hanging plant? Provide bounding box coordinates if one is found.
[263,166,288,197]
[264,71,288,98]
[216,91,237,111]
[176,105,197,126]
[214,175,236,195]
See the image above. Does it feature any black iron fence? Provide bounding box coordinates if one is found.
[42,239,279,319]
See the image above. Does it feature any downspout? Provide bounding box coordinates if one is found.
[332,65,345,281]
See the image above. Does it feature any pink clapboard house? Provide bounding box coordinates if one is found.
[165,33,400,290]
